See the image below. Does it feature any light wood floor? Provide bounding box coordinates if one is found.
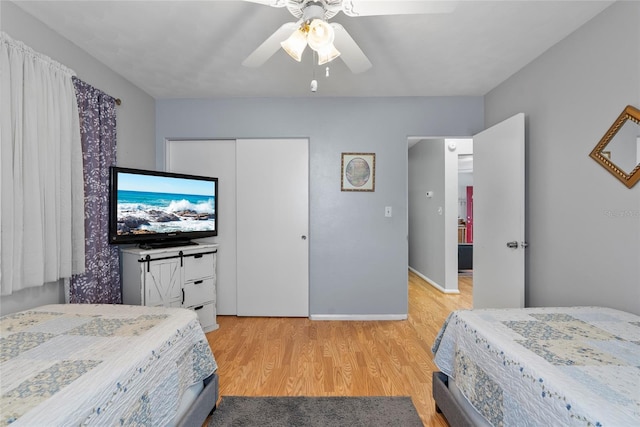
[205,271,473,426]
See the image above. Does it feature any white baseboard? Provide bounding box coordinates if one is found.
[408,267,460,294]
[310,314,408,321]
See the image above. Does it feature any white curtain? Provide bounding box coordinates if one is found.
[0,32,85,296]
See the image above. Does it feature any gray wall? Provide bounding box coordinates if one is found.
[408,138,463,293]
[0,2,156,315]
[156,97,484,316]
[485,1,640,315]
[409,140,447,288]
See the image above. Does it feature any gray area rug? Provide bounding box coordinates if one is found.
[209,396,423,427]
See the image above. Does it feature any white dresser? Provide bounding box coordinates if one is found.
[120,243,219,332]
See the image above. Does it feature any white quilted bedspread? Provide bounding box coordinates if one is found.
[432,306,640,426]
[0,304,217,426]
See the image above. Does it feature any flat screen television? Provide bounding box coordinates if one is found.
[109,167,218,248]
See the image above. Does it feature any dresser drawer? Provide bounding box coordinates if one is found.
[183,278,215,307]
[190,302,218,332]
[183,251,215,282]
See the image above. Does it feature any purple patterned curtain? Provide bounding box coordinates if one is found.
[69,77,121,304]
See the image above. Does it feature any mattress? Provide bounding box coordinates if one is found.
[0,304,218,426]
[432,306,640,426]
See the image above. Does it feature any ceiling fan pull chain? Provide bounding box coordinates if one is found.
[312,51,317,80]
[310,50,318,92]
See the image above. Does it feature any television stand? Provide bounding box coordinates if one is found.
[138,240,198,250]
[120,243,219,332]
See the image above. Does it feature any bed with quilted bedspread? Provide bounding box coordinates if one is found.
[0,304,218,426]
[432,306,640,426]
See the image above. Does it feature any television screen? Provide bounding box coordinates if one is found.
[109,167,218,247]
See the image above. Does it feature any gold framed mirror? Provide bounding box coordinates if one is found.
[589,105,640,188]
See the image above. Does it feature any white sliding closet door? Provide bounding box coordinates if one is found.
[166,139,237,315]
[236,138,309,317]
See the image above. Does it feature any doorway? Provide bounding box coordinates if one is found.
[458,151,474,277]
[407,138,472,294]
[407,114,525,309]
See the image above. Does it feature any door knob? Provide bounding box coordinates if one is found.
[506,241,518,249]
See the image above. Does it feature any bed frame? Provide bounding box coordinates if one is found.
[432,371,475,427]
[177,372,219,427]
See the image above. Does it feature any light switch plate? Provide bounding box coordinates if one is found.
[385,206,392,217]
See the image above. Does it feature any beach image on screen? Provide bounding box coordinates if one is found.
[116,173,216,236]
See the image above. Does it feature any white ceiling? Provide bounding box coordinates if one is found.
[12,0,614,99]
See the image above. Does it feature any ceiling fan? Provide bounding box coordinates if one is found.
[242,0,457,74]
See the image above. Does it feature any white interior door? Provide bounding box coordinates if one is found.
[236,138,309,317]
[473,114,525,309]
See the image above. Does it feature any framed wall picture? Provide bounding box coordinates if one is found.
[341,152,375,192]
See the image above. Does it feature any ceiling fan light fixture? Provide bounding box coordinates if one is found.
[307,18,334,51]
[280,27,307,62]
[316,43,340,65]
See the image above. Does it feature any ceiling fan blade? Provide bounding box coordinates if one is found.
[240,0,287,7]
[342,1,458,17]
[242,22,299,68]
[331,23,372,74]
